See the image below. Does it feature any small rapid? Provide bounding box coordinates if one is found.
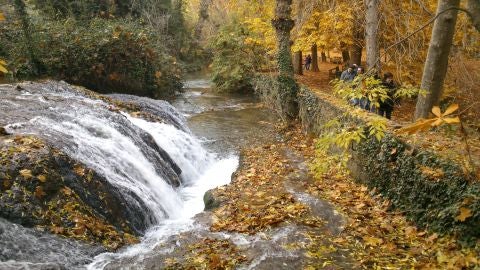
[0,81,239,269]
[0,78,279,269]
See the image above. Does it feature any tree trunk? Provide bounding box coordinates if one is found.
[311,44,319,72]
[321,51,327,62]
[365,0,380,71]
[351,12,364,66]
[351,45,362,66]
[194,0,212,40]
[13,0,42,75]
[341,50,350,64]
[467,0,480,32]
[340,41,350,64]
[414,0,460,120]
[293,51,303,75]
[272,0,298,120]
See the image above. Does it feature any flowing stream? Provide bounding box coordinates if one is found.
[87,77,277,269]
[0,77,276,269]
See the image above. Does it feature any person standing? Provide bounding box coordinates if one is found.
[356,67,371,111]
[340,65,356,82]
[305,54,312,70]
[378,72,397,119]
[341,65,358,106]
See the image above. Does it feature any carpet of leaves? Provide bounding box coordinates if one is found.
[164,238,247,270]
[198,123,479,269]
[308,148,480,269]
[210,142,312,234]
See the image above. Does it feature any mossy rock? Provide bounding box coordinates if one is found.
[0,135,141,249]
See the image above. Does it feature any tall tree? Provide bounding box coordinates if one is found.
[414,0,460,119]
[466,0,480,32]
[350,10,364,66]
[194,0,212,40]
[13,0,42,75]
[311,43,319,72]
[364,0,380,71]
[293,50,303,75]
[272,0,298,120]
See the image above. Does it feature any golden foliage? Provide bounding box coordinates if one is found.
[0,59,7,74]
[398,104,460,134]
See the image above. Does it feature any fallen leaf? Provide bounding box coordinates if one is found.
[51,226,64,234]
[61,187,73,196]
[363,236,383,247]
[455,207,472,222]
[20,169,33,179]
[74,165,85,176]
[37,174,47,183]
[34,186,46,198]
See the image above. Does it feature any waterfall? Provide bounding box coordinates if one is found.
[1,81,239,269]
[2,81,237,230]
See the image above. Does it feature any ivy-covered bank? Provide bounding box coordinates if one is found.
[253,75,479,244]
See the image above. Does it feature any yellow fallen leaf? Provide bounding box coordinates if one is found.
[74,165,85,176]
[20,169,33,179]
[443,103,459,116]
[443,117,460,124]
[0,64,6,74]
[37,174,47,182]
[455,207,472,222]
[432,106,442,117]
[363,236,383,247]
[34,186,46,198]
[61,187,73,196]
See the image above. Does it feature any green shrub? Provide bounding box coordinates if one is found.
[210,21,266,93]
[1,18,182,98]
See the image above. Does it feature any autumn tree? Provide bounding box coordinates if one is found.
[466,0,480,32]
[365,0,380,71]
[13,0,43,75]
[414,0,460,119]
[194,0,212,40]
[310,43,319,72]
[350,10,364,66]
[272,0,298,120]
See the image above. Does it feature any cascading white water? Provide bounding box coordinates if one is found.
[87,112,238,270]
[34,113,184,222]
[1,81,242,269]
[126,114,214,185]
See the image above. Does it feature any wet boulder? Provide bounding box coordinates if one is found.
[0,135,143,249]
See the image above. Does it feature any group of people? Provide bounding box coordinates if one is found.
[340,64,397,120]
[304,54,312,70]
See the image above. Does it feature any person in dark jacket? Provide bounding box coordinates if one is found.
[305,54,312,70]
[378,72,397,119]
[340,65,356,82]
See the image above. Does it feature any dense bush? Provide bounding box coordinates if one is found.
[1,18,182,97]
[210,21,267,93]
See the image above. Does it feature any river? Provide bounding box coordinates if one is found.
[0,76,277,269]
[86,77,278,269]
